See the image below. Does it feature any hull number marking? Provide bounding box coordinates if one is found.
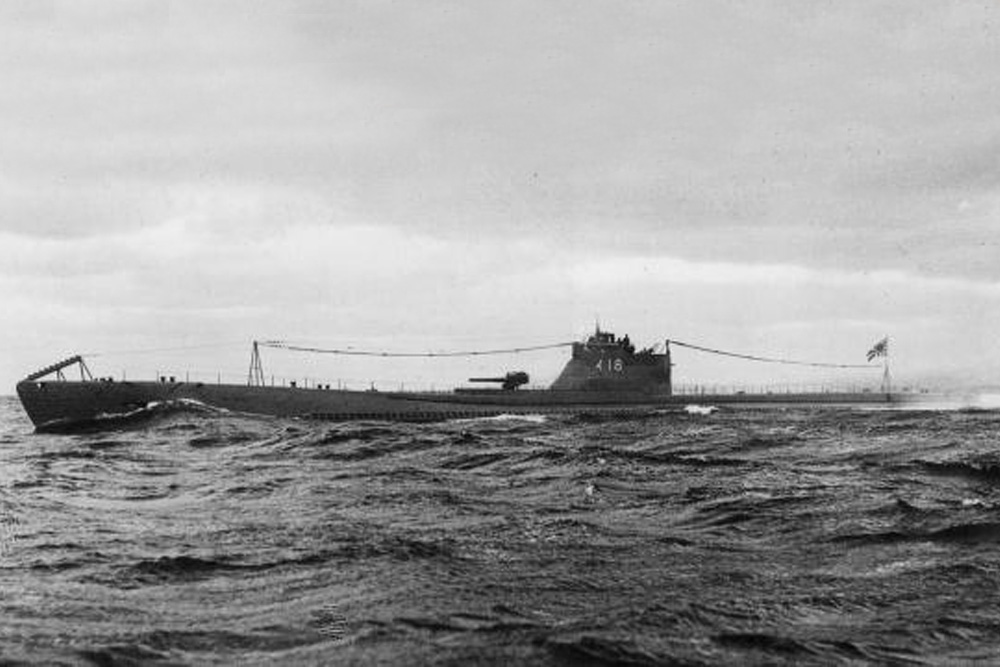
[595,358,624,373]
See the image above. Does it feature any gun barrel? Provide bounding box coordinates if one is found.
[467,371,529,390]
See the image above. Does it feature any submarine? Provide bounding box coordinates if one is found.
[15,328,904,432]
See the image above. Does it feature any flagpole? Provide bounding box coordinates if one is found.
[866,336,891,395]
[882,335,891,395]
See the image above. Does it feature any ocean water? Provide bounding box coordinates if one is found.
[2,395,1000,665]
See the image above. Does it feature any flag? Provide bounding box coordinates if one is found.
[867,337,888,362]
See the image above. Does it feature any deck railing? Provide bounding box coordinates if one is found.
[37,367,926,396]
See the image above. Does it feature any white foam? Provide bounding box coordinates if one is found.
[969,393,1000,409]
[456,413,548,424]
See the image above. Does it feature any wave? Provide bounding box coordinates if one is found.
[565,410,666,425]
[920,460,1000,483]
[928,522,1000,544]
[541,634,665,666]
[39,398,234,434]
[834,521,1000,546]
[715,633,922,663]
[35,448,103,462]
[715,631,819,657]
[891,497,930,516]
[395,609,542,633]
[439,451,510,470]
[77,644,175,666]
[8,403,1000,664]
[80,625,324,662]
[456,413,549,424]
[304,435,442,462]
[317,535,457,561]
[318,424,411,445]
[118,534,458,586]
[612,449,753,468]
[128,554,242,581]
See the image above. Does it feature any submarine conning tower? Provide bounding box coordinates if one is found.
[549,328,672,393]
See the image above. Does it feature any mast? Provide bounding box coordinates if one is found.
[664,340,673,395]
[248,341,265,387]
[881,335,891,395]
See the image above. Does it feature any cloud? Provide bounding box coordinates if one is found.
[0,1,423,239]
[2,1,1000,390]
[567,255,1000,298]
[2,219,998,389]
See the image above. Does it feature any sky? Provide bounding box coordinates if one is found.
[1,0,999,392]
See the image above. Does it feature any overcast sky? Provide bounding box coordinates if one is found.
[2,1,998,392]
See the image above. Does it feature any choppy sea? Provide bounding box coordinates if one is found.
[3,395,1000,665]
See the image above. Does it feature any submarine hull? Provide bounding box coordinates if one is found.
[16,378,904,433]
[15,328,926,433]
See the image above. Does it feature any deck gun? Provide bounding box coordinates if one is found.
[468,371,530,391]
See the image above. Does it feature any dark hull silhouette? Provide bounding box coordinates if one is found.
[16,378,904,432]
[14,330,911,432]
